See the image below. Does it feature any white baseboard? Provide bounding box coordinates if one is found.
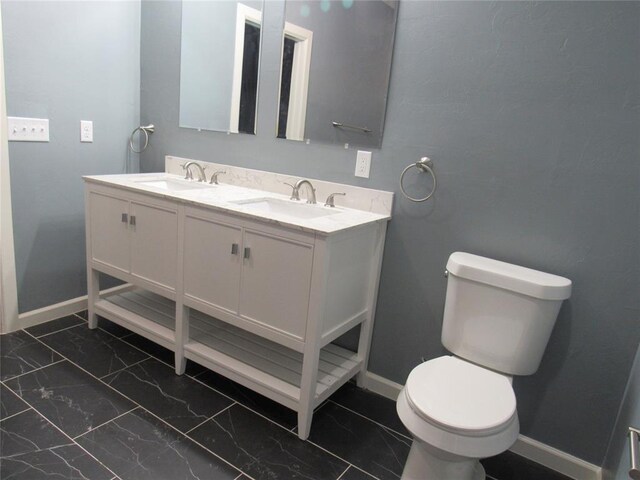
[16,284,134,330]
[510,434,602,480]
[362,371,602,480]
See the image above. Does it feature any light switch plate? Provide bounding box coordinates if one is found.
[80,120,93,143]
[8,117,49,142]
[355,150,372,178]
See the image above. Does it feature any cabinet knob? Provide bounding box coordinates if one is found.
[231,243,239,255]
[121,213,128,223]
[243,247,251,259]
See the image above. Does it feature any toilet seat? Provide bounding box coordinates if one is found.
[405,356,516,436]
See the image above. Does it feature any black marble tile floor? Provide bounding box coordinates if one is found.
[0,312,573,480]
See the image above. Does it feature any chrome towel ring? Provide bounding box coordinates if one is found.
[129,124,155,153]
[400,157,437,202]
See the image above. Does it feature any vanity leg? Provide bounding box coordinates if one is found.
[297,346,320,440]
[87,269,99,329]
[356,223,387,388]
[297,238,329,440]
[174,203,188,375]
[175,303,189,375]
[356,318,372,388]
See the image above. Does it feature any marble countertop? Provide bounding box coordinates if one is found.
[83,173,391,235]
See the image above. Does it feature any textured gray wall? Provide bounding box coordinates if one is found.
[140,1,639,464]
[603,344,640,480]
[2,1,140,312]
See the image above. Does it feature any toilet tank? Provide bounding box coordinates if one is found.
[441,252,572,376]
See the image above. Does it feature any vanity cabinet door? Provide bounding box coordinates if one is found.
[183,214,242,314]
[89,192,130,274]
[238,229,313,342]
[129,201,178,290]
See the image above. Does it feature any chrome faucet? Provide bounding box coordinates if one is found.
[325,192,346,207]
[209,170,226,185]
[182,161,207,182]
[288,179,317,204]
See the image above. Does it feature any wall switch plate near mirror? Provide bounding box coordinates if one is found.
[180,0,263,135]
[277,0,398,148]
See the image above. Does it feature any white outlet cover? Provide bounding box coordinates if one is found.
[80,120,93,143]
[8,117,49,142]
[355,150,372,178]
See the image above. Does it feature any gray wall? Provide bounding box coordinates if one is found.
[2,1,140,312]
[284,0,396,147]
[140,0,640,465]
[603,343,640,480]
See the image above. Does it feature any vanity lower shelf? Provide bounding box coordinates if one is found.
[95,288,362,411]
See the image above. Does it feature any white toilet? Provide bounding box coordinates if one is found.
[397,252,571,480]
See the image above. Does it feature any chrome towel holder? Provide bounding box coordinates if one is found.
[629,427,640,480]
[400,156,437,202]
[331,121,372,133]
[128,124,155,153]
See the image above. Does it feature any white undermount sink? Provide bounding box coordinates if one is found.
[136,178,213,192]
[232,197,340,220]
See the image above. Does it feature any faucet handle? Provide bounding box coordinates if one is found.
[209,170,226,185]
[197,165,208,182]
[181,163,191,180]
[284,182,300,201]
[325,192,346,208]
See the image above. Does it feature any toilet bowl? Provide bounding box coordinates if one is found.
[397,252,571,479]
[397,356,519,480]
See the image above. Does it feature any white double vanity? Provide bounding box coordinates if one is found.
[83,156,392,439]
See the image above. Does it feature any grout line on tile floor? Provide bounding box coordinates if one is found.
[335,465,351,480]
[187,372,240,404]
[21,405,120,479]
[97,356,152,380]
[2,358,66,383]
[226,401,300,435]
[22,326,384,480]
[24,326,396,480]
[23,329,249,480]
[184,401,237,435]
[352,464,382,479]
[82,322,182,375]
[187,372,317,435]
[328,399,413,442]
[72,406,141,441]
[289,399,330,433]
[112,329,178,368]
[30,322,87,339]
[0,405,31,423]
[302,435,377,479]
[210,399,368,478]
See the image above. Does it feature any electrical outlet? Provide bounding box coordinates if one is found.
[355,150,372,178]
[80,120,93,143]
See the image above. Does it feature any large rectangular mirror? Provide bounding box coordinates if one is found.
[180,0,263,135]
[277,0,398,148]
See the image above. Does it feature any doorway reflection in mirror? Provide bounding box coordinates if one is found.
[277,0,397,148]
[180,1,263,135]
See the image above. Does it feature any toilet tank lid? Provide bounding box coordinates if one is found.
[447,252,572,300]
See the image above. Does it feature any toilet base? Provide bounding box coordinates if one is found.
[401,439,485,480]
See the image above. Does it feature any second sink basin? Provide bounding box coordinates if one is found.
[232,198,339,220]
